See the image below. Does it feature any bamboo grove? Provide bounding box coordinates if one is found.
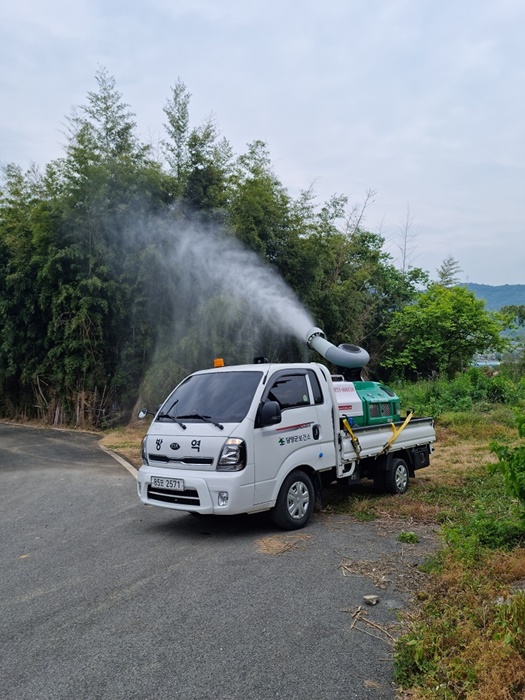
[0,69,506,427]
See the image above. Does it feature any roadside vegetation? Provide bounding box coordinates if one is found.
[322,365,525,699]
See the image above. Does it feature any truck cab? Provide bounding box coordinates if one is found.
[137,362,337,529]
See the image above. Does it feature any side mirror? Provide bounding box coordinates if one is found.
[138,408,148,420]
[256,400,282,428]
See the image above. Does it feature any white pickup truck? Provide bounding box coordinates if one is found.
[136,357,435,529]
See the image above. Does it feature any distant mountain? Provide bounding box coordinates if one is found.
[463,283,525,311]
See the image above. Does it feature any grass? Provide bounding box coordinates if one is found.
[394,553,525,700]
[101,407,525,698]
[295,410,525,698]
[398,532,420,544]
[99,422,146,467]
[390,420,525,699]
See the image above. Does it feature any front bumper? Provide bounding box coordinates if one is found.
[137,464,256,515]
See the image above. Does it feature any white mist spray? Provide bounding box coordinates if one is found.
[169,220,316,342]
[124,207,367,407]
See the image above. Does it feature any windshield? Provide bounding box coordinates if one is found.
[157,371,263,424]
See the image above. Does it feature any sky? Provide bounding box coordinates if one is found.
[1,0,524,286]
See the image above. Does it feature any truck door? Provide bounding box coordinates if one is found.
[252,369,335,505]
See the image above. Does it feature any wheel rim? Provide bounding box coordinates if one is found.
[286,480,310,519]
[395,464,408,491]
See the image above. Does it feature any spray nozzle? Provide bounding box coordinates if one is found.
[306,327,325,347]
[305,326,369,370]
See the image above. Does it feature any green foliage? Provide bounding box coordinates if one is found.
[0,70,168,425]
[227,140,290,256]
[501,304,525,327]
[393,367,525,418]
[433,466,525,555]
[394,460,525,697]
[162,78,191,189]
[383,284,507,380]
[290,199,427,356]
[489,414,525,518]
[398,531,420,543]
[465,515,525,550]
[493,591,525,654]
[436,254,462,287]
[329,429,525,695]
[184,117,232,214]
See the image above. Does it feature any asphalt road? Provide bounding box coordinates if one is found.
[0,423,433,700]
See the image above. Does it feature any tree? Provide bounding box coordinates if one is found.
[499,305,525,381]
[0,164,57,392]
[162,78,191,189]
[184,119,232,214]
[501,305,525,327]
[382,284,507,379]
[162,82,232,210]
[436,255,462,287]
[285,188,427,365]
[396,204,418,273]
[23,69,171,424]
[66,66,145,162]
[227,140,290,256]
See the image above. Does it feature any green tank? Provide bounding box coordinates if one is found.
[353,381,401,426]
[332,377,401,427]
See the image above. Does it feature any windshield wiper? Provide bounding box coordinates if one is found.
[175,413,224,430]
[156,413,187,429]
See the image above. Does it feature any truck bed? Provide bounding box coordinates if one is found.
[340,417,436,462]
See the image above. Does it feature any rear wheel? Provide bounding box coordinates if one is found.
[272,470,314,530]
[385,457,409,494]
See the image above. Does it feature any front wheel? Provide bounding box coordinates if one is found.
[272,470,314,530]
[385,457,409,495]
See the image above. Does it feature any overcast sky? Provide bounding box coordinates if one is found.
[1,0,524,286]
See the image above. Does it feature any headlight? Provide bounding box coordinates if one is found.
[141,437,148,465]
[217,438,246,471]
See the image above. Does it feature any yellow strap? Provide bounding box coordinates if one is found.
[342,417,362,457]
[381,410,414,454]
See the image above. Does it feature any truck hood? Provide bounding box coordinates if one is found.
[144,421,241,471]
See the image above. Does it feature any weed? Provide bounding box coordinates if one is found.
[394,549,525,698]
[492,591,525,653]
[398,531,420,544]
[489,413,525,519]
[351,509,377,522]
[322,489,379,520]
[418,551,445,574]
[394,421,525,698]
[393,369,525,420]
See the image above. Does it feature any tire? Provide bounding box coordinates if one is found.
[272,470,314,530]
[385,457,409,495]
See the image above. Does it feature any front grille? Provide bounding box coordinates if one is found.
[148,454,214,466]
[147,485,201,506]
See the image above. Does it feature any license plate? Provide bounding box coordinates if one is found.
[151,476,184,491]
